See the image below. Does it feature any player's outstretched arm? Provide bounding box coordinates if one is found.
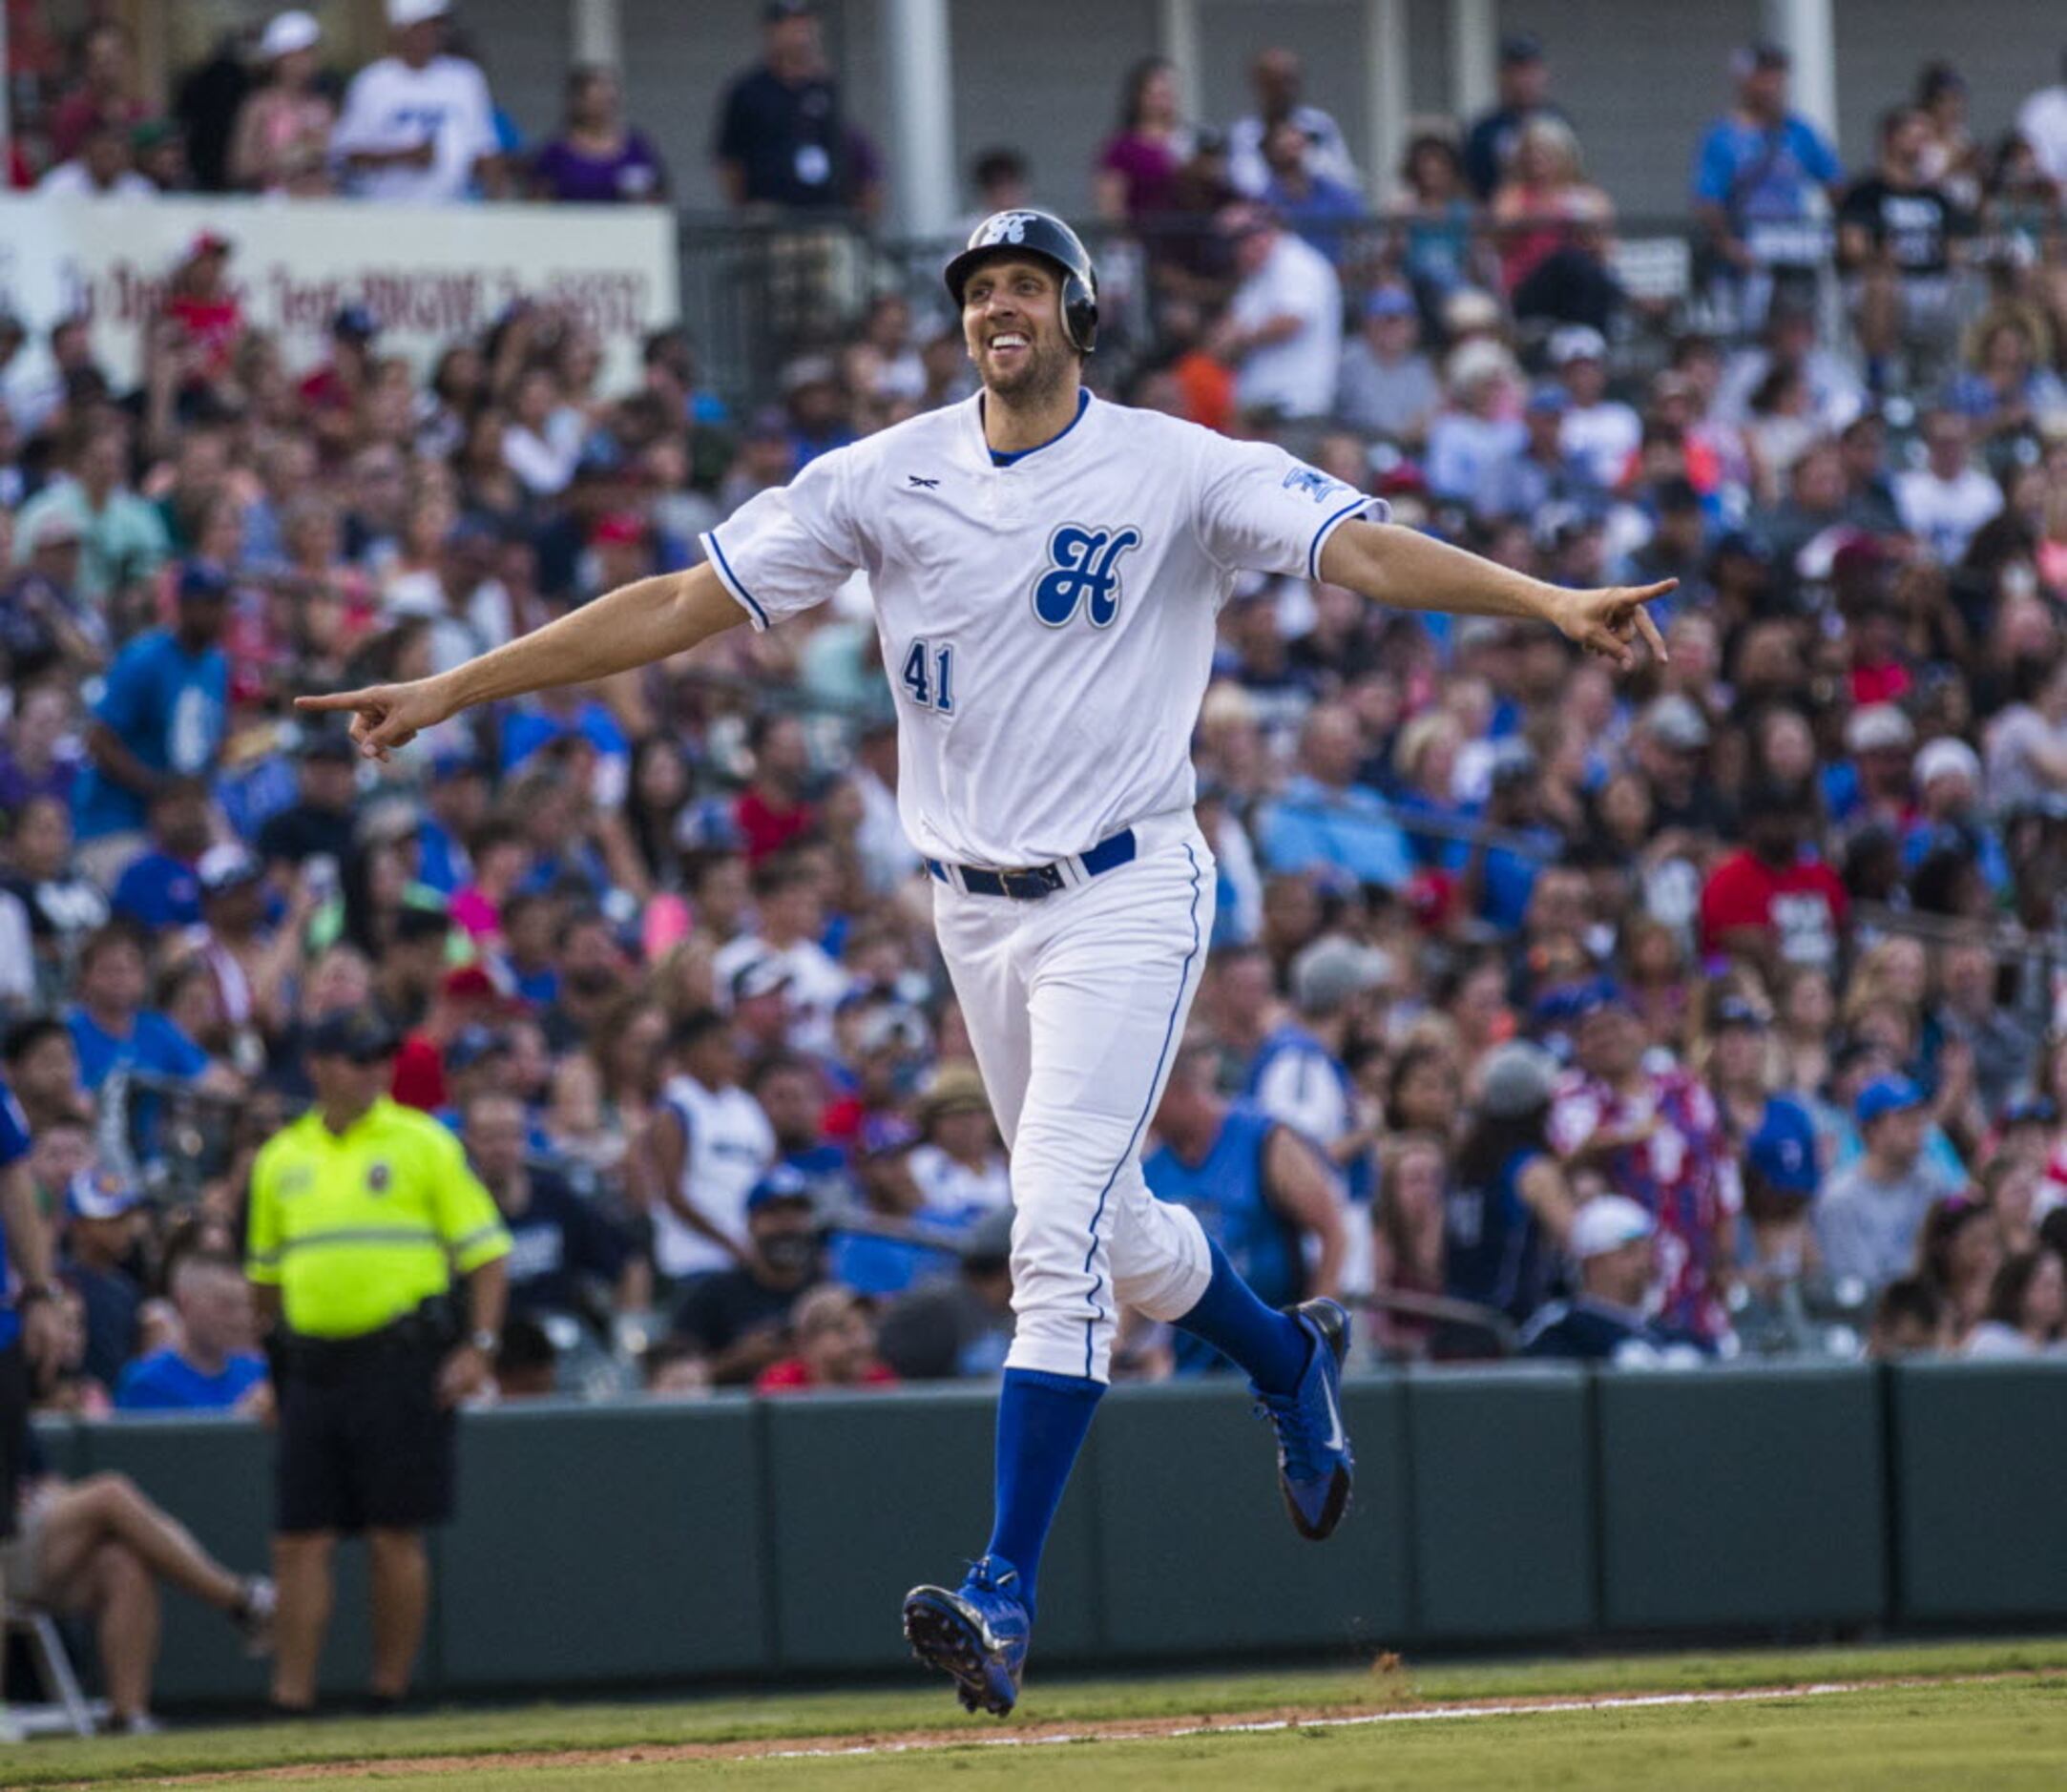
[296,563,746,761]
[1318,519,1672,671]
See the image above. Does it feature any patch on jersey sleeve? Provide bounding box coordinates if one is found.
[1033,523,1143,628]
[1282,465,1347,503]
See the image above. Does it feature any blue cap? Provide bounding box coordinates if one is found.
[745,1163,815,1213]
[1526,381,1570,416]
[858,1113,920,1159]
[1746,1097,1819,1198]
[332,303,379,341]
[67,1168,143,1221]
[1364,284,1416,321]
[1999,1095,2060,1131]
[445,1025,508,1073]
[1712,995,1768,1031]
[177,562,230,602]
[1570,977,1632,1021]
[1856,1075,1925,1127]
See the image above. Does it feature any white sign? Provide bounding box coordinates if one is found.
[0,195,679,392]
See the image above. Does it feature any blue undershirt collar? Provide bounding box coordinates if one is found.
[984,387,1091,467]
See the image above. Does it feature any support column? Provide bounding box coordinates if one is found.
[570,0,622,70]
[1450,0,1495,127]
[1763,0,1837,146]
[1158,0,1201,124]
[1362,0,1409,191]
[882,0,955,238]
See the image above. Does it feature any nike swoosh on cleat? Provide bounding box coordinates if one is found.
[1320,1368,1346,1453]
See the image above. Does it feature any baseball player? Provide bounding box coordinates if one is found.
[301,209,1670,1718]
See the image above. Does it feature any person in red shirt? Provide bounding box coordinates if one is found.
[1699,780,1848,973]
[754,1283,900,1393]
[162,234,244,386]
[733,711,815,865]
[48,21,146,163]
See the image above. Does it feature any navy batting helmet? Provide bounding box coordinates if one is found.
[943,209,1098,355]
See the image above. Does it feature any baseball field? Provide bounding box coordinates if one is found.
[6,1636,2064,1789]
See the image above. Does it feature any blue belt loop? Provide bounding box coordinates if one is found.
[929,826,1137,902]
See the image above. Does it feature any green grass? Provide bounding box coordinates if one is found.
[10,1636,2067,1788]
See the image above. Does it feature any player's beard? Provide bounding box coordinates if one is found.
[981,329,1074,412]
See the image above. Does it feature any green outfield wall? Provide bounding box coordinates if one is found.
[37,1359,2067,1705]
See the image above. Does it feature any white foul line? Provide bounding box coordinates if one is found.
[756,1680,1868,1761]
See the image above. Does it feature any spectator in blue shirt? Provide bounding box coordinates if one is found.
[65,924,210,1094]
[72,565,230,882]
[1256,119,1364,266]
[114,1251,267,1412]
[1256,703,1413,890]
[109,777,213,936]
[1690,41,1841,324]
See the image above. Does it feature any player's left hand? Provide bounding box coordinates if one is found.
[436,1343,493,1408]
[1553,579,1675,671]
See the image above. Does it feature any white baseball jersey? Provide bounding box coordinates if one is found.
[701,390,1385,867]
[331,54,497,203]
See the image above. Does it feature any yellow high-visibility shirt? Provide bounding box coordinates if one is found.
[245,1097,510,1340]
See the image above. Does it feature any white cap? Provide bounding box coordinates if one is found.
[1844,703,1914,755]
[260,10,320,58]
[1569,1195,1656,1260]
[1549,323,1608,365]
[387,0,449,27]
[1914,736,1981,789]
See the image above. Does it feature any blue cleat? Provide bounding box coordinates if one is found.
[901,1555,1032,1717]
[1253,1298,1355,1540]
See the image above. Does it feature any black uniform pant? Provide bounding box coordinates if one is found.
[274,1328,455,1534]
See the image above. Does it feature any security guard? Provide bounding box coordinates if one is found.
[245,1007,510,1715]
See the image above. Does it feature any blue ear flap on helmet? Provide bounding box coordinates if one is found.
[944,210,1100,355]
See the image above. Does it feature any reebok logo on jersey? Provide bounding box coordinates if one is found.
[1034,524,1141,629]
[906,474,941,489]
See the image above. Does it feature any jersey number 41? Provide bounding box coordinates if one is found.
[901,639,955,714]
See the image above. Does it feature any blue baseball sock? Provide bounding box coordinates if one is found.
[1174,1240,1313,1394]
[979,1367,1103,1621]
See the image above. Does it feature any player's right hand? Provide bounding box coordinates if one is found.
[295,678,449,763]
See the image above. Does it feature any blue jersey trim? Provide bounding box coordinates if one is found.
[1307,494,1373,582]
[987,388,1091,467]
[701,530,769,629]
[1078,840,1205,1378]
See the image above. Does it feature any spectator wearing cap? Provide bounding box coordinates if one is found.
[879,1203,1017,1381]
[714,1,875,215]
[1255,703,1414,891]
[530,64,668,204]
[1462,32,1571,201]
[331,0,500,205]
[1633,695,1729,839]
[1814,1076,1963,1288]
[1829,703,1915,830]
[671,1162,822,1384]
[160,232,244,390]
[70,558,227,886]
[60,1169,146,1390]
[1211,204,1343,424]
[1224,46,1361,202]
[1444,1040,1576,1324]
[1333,284,1441,447]
[114,1250,268,1412]
[1904,737,2004,882]
[109,776,213,936]
[1551,326,1639,490]
[1699,780,1848,974]
[1484,383,1598,522]
[1548,980,1739,1343]
[1690,42,1842,326]
[1518,1195,1712,1365]
[1426,339,1527,504]
[255,726,359,877]
[229,10,337,196]
[755,1283,898,1393]
[462,1090,636,1334]
[642,1010,775,1288]
[825,1112,971,1296]
[193,843,306,1052]
[908,1062,1010,1224]
[1,511,101,688]
[245,1004,509,1715]
[1738,1093,1824,1300]
[1247,935,1391,1254]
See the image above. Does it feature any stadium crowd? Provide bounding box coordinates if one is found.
[0,0,2065,1468]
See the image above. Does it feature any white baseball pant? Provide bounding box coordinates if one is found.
[931,812,1217,1383]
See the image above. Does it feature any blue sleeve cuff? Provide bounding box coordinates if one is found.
[699,529,769,630]
[1308,495,1378,582]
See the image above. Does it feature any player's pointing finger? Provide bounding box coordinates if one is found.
[1635,603,1670,664]
[294,689,378,714]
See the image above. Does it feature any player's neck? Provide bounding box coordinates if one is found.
[980,382,1084,457]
